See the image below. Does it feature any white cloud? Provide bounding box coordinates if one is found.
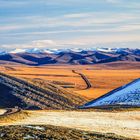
[0,0,140,49]
[106,0,120,4]
[1,33,140,50]
[1,40,57,50]
[47,12,140,28]
[1,11,139,32]
[67,34,140,45]
[0,25,23,31]
[32,40,56,46]
[0,1,30,8]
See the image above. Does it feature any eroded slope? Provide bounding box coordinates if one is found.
[0,73,87,110]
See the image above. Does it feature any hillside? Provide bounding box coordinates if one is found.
[0,73,87,110]
[82,78,140,108]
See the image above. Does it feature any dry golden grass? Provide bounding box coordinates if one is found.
[0,63,140,99]
[0,63,140,140]
[0,109,6,115]
[77,69,140,98]
[0,111,29,124]
[0,110,139,139]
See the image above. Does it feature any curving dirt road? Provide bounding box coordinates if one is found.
[0,108,21,117]
[72,70,92,89]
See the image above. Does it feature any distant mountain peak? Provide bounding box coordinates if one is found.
[2,47,139,55]
[10,49,27,54]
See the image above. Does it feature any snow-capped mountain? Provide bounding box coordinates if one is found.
[82,79,140,108]
[97,48,117,53]
[9,48,66,54]
[2,47,140,55]
[0,48,139,65]
[44,49,64,54]
[10,48,44,54]
[10,49,27,54]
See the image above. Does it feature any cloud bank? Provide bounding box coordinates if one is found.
[0,0,140,49]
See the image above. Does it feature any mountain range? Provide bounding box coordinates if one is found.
[0,48,139,65]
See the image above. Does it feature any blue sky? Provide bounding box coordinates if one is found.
[0,0,140,50]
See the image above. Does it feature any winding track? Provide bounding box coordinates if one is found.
[72,70,92,89]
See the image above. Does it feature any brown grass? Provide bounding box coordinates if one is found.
[0,64,140,99]
[0,110,139,139]
[0,111,29,124]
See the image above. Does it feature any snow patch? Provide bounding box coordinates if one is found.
[10,49,27,54]
[25,125,45,130]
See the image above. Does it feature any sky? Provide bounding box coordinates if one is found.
[0,0,140,50]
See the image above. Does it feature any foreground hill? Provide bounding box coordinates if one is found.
[0,125,131,140]
[0,48,139,65]
[0,110,139,139]
[0,73,87,110]
[82,78,140,108]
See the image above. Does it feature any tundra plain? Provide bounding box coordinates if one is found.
[0,62,140,139]
[1,62,140,99]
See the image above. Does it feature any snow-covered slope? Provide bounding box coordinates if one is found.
[9,48,63,54]
[0,51,7,55]
[82,79,140,108]
[10,49,27,54]
[44,49,62,54]
[97,48,117,53]
[26,48,48,54]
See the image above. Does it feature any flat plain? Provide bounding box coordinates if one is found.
[1,62,140,99]
[0,110,140,139]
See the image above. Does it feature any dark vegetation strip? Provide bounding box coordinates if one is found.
[0,125,132,140]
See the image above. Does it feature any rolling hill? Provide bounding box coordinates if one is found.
[82,78,140,108]
[0,73,87,110]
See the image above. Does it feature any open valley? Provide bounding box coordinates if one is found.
[1,63,140,99]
